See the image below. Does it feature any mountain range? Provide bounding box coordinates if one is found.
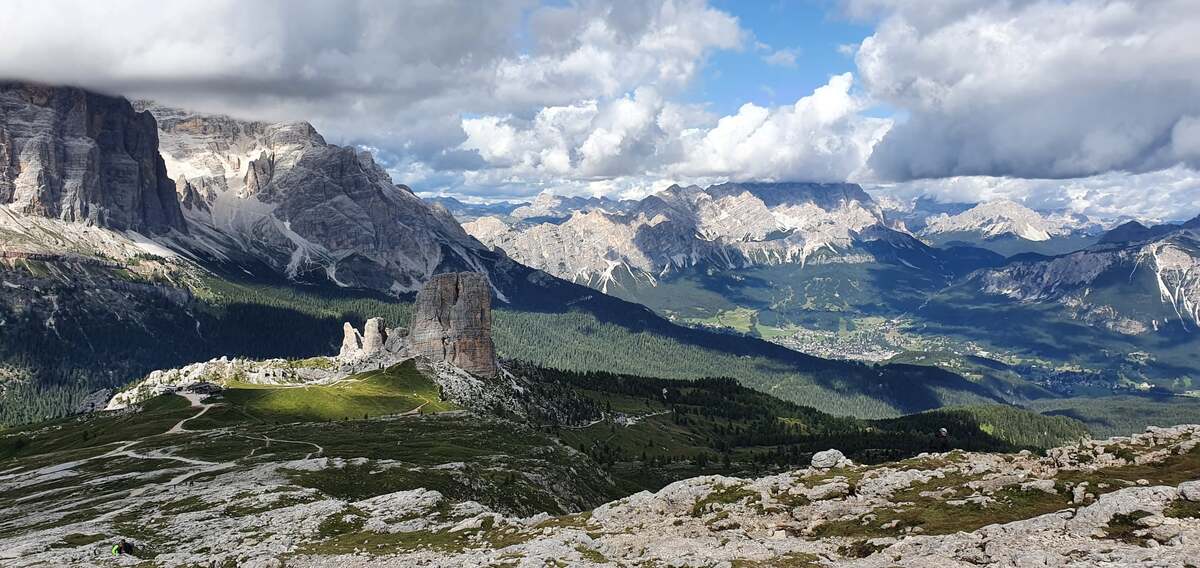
[3,80,1200,431]
[0,82,1017,428]
[460,181,1200,401]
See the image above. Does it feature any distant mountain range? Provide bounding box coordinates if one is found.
[457,183,1200,396]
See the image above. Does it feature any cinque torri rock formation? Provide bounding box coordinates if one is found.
[106,272,502,412]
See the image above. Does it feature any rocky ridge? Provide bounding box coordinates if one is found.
[921,199,1104,243]
[974,228,1200,332]
[508,192,636,221]
[464,182,896,292]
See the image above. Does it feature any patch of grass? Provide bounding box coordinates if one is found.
[317,507,367,537]
[576,545,608,563]
[839,540,886,559]
[290,357,334,370]
[683,307,758,334]
[1061,443,1200,490]
[220,360,454,423]
[1104,511,1154,546]
[301,520,536,557]
[536,512,593,530]
[772,489,811,509]
[691,484,760,517]
[813,486,1070,538]
[225,493,317,518]
[891,471,973,502]
[0,394,194,461]
[1165,499,1200,519]
[50,533,106,548]
[731,553,822,568]
[160,496,211,514]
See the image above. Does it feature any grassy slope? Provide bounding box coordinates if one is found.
[216,361,453,423]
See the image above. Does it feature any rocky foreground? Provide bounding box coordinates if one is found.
[283,425,1200,568]
[7,422,1200,567]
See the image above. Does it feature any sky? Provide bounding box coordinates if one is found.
[2,0,1200,220]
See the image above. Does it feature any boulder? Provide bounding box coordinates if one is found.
[811,449,848,469]
[407,272,498,377]
[1178,481,1200,502]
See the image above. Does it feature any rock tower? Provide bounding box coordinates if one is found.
[407,272,498,377]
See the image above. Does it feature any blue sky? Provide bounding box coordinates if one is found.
[689,0,872,115]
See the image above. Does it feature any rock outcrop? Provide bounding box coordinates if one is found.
[810,448,850,469]
[0,82,186,233]
[338,317,389,361]
[339,322,365,360]
[362,318,387,355]
[407,272,498,377]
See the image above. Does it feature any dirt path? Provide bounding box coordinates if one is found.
[236,434,325,460]
[167,392,220,434]
[400,400,430,416]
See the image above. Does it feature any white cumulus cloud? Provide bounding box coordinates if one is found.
[458,73,891,197]
[848,0,1200,181]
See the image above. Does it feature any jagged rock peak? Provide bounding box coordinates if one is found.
[0,82,186,233]
[338,317,387,360]
[339,322,364,360]
[407,272,498,377]
[362,317,387,355]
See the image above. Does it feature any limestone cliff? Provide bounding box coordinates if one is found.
[0,82,185,233]
[338,317,390,361]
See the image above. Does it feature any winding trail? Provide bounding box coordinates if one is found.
[400,400,430,416]
[167,392,219,434]
[234,434,325,460]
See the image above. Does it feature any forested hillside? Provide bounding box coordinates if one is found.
[1,258,1016,426]
[517,366,1090,492]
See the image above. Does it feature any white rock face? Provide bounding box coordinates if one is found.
[137,102,492,293]
[974,229,1200,331]
[465,182,891,292]
[921,199,1103,242]
[0,83,186,234]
